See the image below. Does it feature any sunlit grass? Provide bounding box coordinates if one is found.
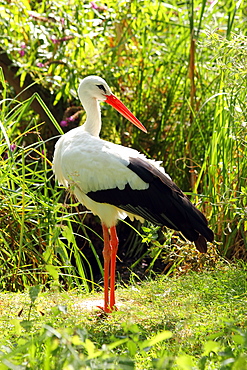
[1,266,247,369]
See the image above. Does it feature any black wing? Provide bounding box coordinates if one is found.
[87,157,214,252]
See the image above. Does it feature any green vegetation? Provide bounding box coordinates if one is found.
[0,0,246,288]
[1,267,247,369]
[0,0,246,368]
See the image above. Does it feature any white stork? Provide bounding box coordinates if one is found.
[53,76,214,313]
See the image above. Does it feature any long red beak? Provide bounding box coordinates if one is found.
[105,94,147,133]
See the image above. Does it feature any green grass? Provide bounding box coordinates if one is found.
[0,0,246,291]
[1,266,247,369]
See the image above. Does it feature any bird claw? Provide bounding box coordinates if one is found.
[96,305,118,316]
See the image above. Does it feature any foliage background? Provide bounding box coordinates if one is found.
[0,0,246,290]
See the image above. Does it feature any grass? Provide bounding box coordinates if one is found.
[0,0,246,291]
[1,265,247,369]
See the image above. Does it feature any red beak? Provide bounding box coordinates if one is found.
[105,94,147,133]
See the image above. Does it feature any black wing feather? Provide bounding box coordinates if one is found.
[87,157,214,252]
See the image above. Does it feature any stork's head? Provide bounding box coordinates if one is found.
[78,76,112,102]
[78,75,147,133]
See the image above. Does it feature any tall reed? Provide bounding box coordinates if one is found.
[0,0,246,290]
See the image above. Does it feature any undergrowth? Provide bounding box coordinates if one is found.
[0,0,246,290]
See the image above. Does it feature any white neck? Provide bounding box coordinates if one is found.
[81,96,102,137]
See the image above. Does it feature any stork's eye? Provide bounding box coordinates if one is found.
[96,84,107,94]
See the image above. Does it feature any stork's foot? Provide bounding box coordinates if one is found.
[96,305,118,316]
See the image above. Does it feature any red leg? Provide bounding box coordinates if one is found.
[109,226,119,310]
[102,224,111,313]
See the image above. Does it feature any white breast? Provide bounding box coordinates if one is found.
[53,126,169,226]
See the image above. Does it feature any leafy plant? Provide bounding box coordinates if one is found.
[0,67,103,291]
[0,0,246,289]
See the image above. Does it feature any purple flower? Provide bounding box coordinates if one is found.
[10,144,16,152]
[50,36,59,44]
[90,2,107,11]
[19,50,25,57]
[68,116,75,122]
[60,120,68,127]
[90,1,98,9]
[18,43,26,57]
[4,144,17,159]
[37,62,45,67]
[50,35,74,44]
[60,115,76,127]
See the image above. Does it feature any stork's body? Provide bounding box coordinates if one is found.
[53,76,214,313]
